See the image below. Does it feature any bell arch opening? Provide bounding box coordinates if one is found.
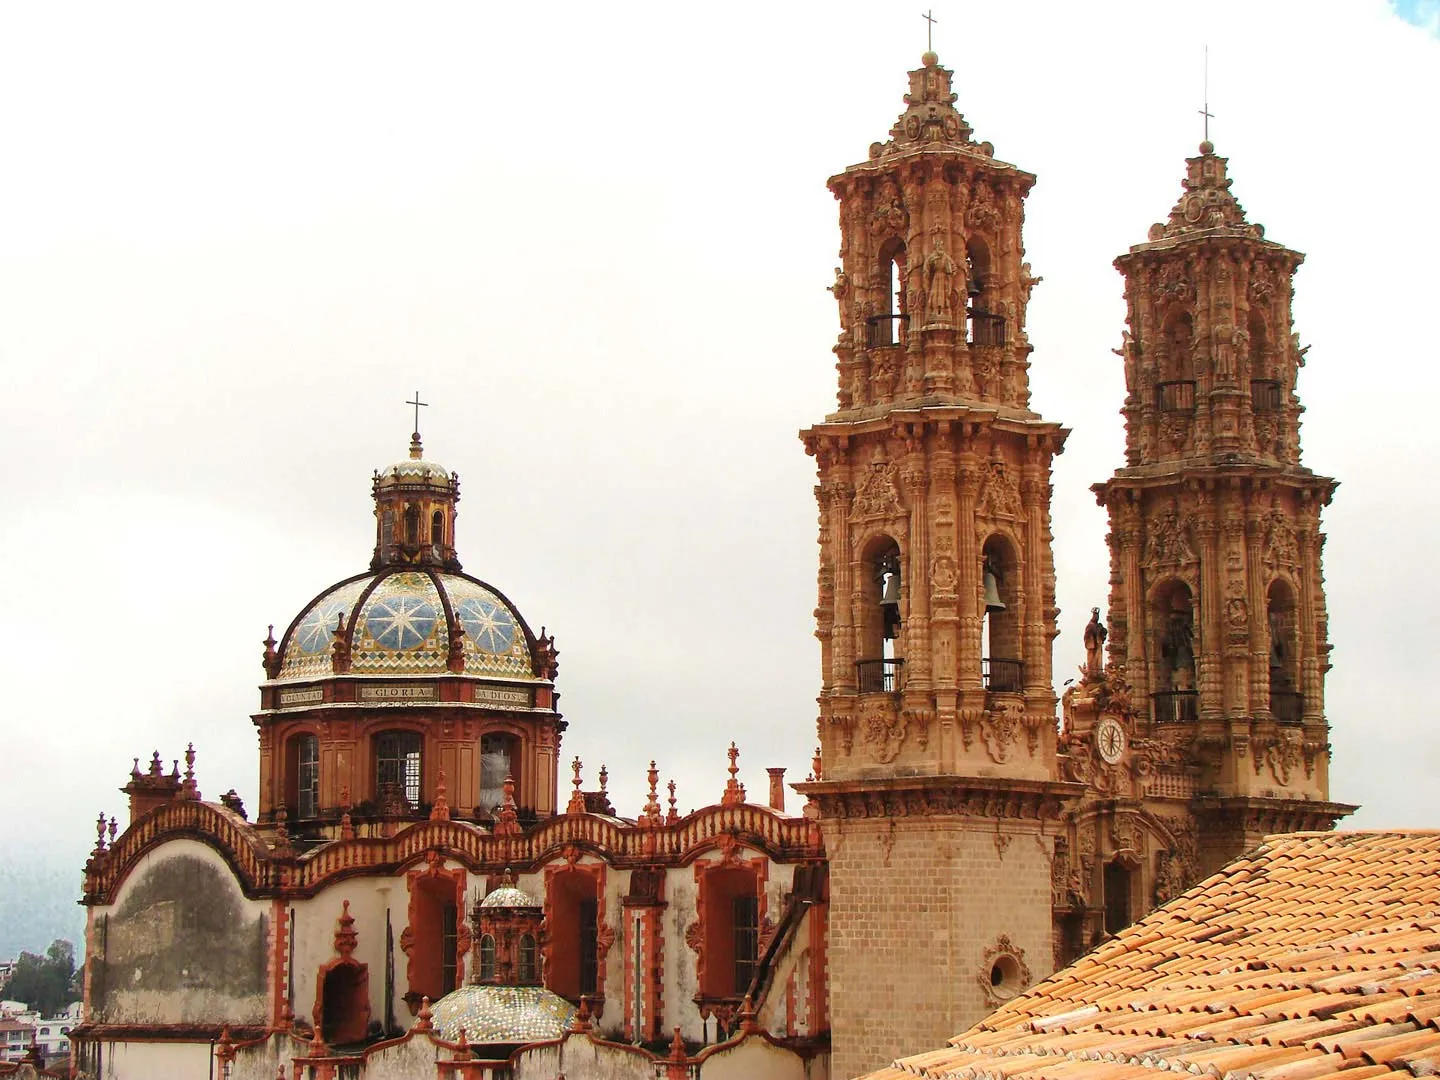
[871,236,907,347]
[1267,578,1302,723]
[981,534,1022,693]
[1151,579,1197,721]
[1156,313,1196,413]
[857,534,903,693]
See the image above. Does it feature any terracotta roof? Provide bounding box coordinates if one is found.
[864,832,1440,1080]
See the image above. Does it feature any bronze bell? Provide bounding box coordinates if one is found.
[983,565,1006,612]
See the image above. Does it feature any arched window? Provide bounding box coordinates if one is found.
[1152,580,1197,721]
[1267,579,1302,723]
[375,730,422,808]
[479,935,497,982]
[518,933,538,985]
[404,506,420,547]
[981,535,1022,693]
[857,535,903,693]
[965,237,1004,347]
[479,732,519,816]
[431,510,445,547]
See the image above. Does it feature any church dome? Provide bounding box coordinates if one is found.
[427,984,575,1044]
[479,881,540,909]
[274,568,539,683]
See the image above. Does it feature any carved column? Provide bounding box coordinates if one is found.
[1194,514,1223,718]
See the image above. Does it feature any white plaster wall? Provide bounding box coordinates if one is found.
[592,867,629,1041]
[96,838,271,1025]
[290,875,410,1035]
[350,1033,443,1079]
[699,1035,808,1080]
[231,1034,302,1080]
[516,1035,653,1080]
[95,1039,211,1080]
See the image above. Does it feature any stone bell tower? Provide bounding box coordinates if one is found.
[797,52,1077,1080]
[1093,141,1351,872]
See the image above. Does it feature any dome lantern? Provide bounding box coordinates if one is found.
[371,431,462,572]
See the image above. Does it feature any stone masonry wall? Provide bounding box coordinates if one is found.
[824,815,1055,1079]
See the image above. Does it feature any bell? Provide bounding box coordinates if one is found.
[880,572,901,607]
[983,567,1006,612]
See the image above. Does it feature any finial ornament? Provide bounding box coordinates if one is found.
[567,757,587,815]
[1199,44,1214,145]
[722,742,746,807]
[406,390,428,440]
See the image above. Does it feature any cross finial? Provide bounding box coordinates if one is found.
[1198,44,1214,144]
[406,390,428,437]
[922,9,938,52]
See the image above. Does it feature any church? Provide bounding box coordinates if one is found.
[68,47,1348,1080]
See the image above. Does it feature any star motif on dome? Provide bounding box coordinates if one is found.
[456,596,515,654]
[295,600,347,655]
[365,596,438,651]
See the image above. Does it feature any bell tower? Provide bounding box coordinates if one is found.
[1093,141,1351,870]
[797,52,1077,1080]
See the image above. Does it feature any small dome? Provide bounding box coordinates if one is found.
[374,434,454,492]
[479,882,540,909]
[428,984,575,1044]
[276,569,538,683]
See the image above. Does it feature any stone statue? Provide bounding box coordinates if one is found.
[1083,607,1107,678]
[925,236,957,322]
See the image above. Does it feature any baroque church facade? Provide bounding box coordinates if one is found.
[69,50,1348,1080]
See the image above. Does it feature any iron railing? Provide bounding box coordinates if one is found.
[967,308,1007,347]
[1271,688,1304,724]
[1155,380,1196,413]
[856,657,904,693]
[1152,690,1199,722]
[1251,379,1283,411]
[866,313,906,348]
[983,657,1025,694]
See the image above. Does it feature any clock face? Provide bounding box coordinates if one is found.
[1096,717,1126,765]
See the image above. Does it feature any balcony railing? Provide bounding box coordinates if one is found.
[983,657,1024,694]
[1155,380,1196,413]
[866,313,906,348]
[1152,690,1199,723]
[856,657,904,693]
[1271,688,1304,724]
[967,308,1007,347]
[1251,379,1283,411]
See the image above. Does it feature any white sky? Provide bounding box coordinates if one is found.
[1,1,1437,935]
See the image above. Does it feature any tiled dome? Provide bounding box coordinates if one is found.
[275,569,538,683]
[428,984,575,1044]
[479,882,540,910]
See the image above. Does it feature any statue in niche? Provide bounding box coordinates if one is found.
[1083,608,1107,679]
[925,235,958,323]
[1160,608,1195,690]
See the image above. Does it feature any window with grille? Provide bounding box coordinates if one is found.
[518,934,538,984]
[479,935,497,981]
[578,899,598,995]
[440,902,458,995]
[733,895,759,996]
[376,731,422,807]
[297,735,320,820]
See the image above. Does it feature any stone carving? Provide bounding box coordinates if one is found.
[870,179,906,236]
[861,698,907,764]
[1144,502,1197,568]
[1263,509,1298,570]
[976,935,1032,1007]
[853,463,904,521]
[980,700,1024,764]
[1260,728,1303,786]
[976,460,1022,520]
[930,554,958,595]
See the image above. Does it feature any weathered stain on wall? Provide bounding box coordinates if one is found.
[96,851,269,1024]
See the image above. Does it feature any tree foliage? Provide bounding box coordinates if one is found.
[1,939,77,1018]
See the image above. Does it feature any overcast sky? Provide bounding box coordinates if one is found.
[0,1,1436,951]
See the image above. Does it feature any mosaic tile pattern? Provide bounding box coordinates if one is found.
[279,578,369,680]
[866,831,1440,1080]
[275,571,537,683]
[440,574,534,679]
[429,984,576,1045]
[351,572,448,674]
[479,885,539,909]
